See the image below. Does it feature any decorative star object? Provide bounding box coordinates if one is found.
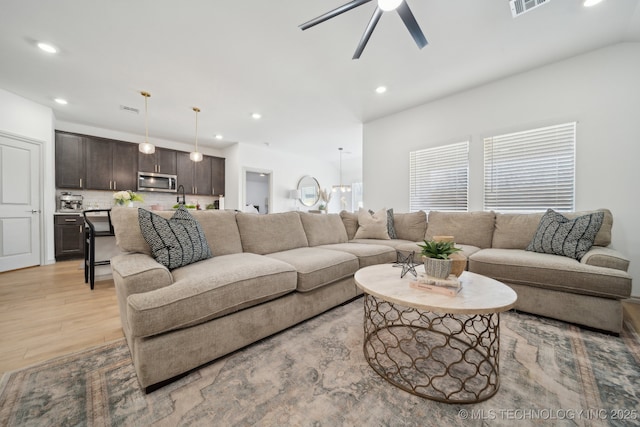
[396,251,418,279]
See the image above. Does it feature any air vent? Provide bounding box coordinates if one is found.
[119,105,139,114]
[510,0,550,17]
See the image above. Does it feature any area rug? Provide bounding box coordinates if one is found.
[1,299,639,427]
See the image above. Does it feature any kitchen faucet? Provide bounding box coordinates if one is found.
[177,185,186,205]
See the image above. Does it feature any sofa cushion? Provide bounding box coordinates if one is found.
[351,238,417,249]
[393,211,427,242]
[354,208,390,240]
[425,211,496,249]
[340,210,359,240]
[112,208,243,256]
[236,211,309,255]
[126,253,298,337]
[318,243,396,268]
[526,209,604,261]
[266,247,359,292]
[299,212,348,246]
[468,248,631,300]
[492,209,613,249]
[138,207,212,270]
[395,242,481,259]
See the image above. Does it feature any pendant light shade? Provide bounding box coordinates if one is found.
[332,147,351,193]
[138,91,155,154]
[190,107,203,162]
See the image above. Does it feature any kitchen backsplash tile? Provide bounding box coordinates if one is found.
[57,189,219,211]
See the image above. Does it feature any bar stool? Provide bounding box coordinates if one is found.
[83,209,114,290]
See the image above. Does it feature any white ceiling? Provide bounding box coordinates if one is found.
[1,0,639,162]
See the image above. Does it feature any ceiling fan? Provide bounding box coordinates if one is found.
[299,0,428,59]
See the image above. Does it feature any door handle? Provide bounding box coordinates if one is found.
[27,210,41,214]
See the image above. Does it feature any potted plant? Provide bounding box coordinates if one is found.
[418,240,462,279]
[113,190,144,207]
[318,188,332,213]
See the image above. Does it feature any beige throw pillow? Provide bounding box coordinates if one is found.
[354,208,390,240]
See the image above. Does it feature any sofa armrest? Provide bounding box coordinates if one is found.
[111,253,174,297]
[580,246,630,272]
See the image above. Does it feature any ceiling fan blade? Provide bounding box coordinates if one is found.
[397,1,428,49]
[353,7,384,59]
[299,0,373,30]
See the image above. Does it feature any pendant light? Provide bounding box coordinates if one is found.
[138,91,155,154]
[189,107,203,162]
[332,148,351,193]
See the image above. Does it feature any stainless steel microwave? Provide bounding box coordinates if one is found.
[137,172,177,193]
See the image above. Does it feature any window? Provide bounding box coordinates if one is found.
[483,122,576,212]
[409,141,469,212]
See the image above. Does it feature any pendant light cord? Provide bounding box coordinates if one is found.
[194,107,200,152]
[145,95,149,144]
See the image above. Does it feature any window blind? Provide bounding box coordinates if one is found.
[409,141,469,212]
[483,122,576,212]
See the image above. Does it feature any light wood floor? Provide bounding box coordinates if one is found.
[0,260,122,375]
[0,261,639,376]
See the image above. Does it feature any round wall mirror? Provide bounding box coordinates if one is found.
[297,175,320,207]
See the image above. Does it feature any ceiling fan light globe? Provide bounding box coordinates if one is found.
[378,0,402,12]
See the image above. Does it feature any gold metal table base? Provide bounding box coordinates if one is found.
[363,294,501,403]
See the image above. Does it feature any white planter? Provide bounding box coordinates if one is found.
[422,256,452,279]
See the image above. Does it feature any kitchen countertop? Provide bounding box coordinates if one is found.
[54,211,82,215]
[55,210,110,216]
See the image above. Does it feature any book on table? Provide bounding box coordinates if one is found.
[409,274,462,296]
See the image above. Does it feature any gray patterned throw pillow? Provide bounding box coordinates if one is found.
[526,209,604,261]
[138,206,212,269]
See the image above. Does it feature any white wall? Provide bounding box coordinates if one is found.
[0,88,56,264]
[363,42,640,297]
[223,142,341,213]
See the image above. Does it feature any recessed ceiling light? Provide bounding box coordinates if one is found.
[251,113,262,120]
[375,86,387,94]
[37,42,58,54]
[215,134,223,140]
[54,98,68,105]
[583,0,604,6]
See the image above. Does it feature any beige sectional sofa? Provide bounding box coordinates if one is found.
[110,207,631,392]
[341,209,632,335]
[110,208,396,391]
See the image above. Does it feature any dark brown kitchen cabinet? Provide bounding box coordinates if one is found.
[85,137,138,191]
[211,156,225,196]
[138,147,177,175]
[176,152,212,195]
[55,132,85,189]
[54,215,84,260]
[112,142,138,190]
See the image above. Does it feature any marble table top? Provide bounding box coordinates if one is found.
[354,264,518,315]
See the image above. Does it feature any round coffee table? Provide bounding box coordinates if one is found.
[354,264,517,403]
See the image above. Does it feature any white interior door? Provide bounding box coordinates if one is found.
[0,134,41,272]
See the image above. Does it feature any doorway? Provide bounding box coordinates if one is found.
[243,168,272,214]
[0,132,43,272]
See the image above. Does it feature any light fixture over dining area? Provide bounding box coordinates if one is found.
[189,107,203,162]
[138,91,155,154]
[332,147,351,193]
